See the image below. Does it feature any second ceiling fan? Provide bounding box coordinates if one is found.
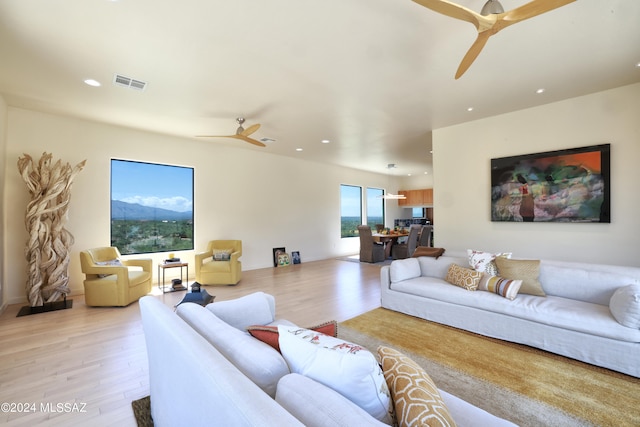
[197,117,266,147]
[413,0,576,79]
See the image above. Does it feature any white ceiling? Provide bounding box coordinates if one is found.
[1,0,638,176]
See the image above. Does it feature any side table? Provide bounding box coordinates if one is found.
[158,262,189,293]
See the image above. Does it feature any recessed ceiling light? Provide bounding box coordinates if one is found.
[536,88,545,94]
[321,139,330,144]
[407,173,412,176]
[296,148,303,151]
[84,79,101,87]
[467,107,474,112]
[424,171,429,175]
[636,62,640,68]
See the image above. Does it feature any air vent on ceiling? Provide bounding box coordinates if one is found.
[259,137,276,144]
[113,74,147,91]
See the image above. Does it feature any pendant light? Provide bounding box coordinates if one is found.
[379,164,407,200]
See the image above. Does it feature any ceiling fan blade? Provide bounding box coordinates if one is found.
[503,0,576,25]
[240,123,261,137]
[237,135,266,147]
[455,31,492,79]
[412,0,494,31]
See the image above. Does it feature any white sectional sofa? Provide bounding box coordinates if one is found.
[380,255,640,378]
[139,293,517,426]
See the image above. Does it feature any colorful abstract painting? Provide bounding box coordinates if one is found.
[491,144,610,223]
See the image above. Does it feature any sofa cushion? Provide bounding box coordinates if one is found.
[390,258,422,282]
[277,325,393,424]
[247,321,338,352]
[389,278,640,342]
[609,285,640,328]
[276,374,391,427]
[176,302,290,398]
[206,292,275,331]
[539,261,640,304]
[467,250,512,276]
[478,274,523,300]
[378,346,456,427]
[445,263,481,291]
[495,258,545,296]
[417,256,469,280]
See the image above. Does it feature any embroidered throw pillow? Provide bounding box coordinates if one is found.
[478,273,523,300]
[378,346,456,427]
[247,321,338,352]
[445,263,481,291]
[467,249,512,276]
[277,325,393,424]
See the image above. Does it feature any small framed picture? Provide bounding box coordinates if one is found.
[291,251,301,264]
[272,247,286,267]
[277,252,291,267]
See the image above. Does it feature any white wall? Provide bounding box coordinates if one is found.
[0,95,6,310]
[433,83,640,267]
[3,108,406,304]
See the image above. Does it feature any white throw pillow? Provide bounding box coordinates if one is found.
[277,325,392,424]
[206,292,275,330]
[390,257,421,283]
[609,285,640,328]
[467,249,512,276]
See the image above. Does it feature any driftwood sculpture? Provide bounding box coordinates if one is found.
[17,152,86,306]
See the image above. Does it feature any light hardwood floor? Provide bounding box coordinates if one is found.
[0,258,383,426]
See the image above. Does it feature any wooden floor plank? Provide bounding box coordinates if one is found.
[0,258,381,425]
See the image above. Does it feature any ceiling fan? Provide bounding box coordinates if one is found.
[412,0,576,79]
[197,117,265,147]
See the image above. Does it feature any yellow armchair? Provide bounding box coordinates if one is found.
[80,247,152,306]
[195,240,242,285]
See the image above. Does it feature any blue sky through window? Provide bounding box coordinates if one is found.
[111,160,193,212]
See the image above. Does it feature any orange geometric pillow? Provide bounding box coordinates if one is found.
[247,321,337,352]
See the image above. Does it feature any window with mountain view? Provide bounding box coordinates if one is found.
[111,159,194,255]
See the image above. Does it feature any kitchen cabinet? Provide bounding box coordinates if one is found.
[398,188,433,207]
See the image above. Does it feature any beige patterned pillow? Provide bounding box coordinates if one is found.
[494,258,545,296]
[445,263,481,291]
[378,346,457,427]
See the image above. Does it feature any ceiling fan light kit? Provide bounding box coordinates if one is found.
[480,0,504,15]
[412,0,577,78]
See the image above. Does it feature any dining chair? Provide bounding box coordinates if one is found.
[357,225,385,263]
[419,225,434,247]
[391,224,421,259]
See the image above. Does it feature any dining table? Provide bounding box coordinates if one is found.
[372,232,409,259]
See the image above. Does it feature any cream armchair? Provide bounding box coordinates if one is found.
[80,247,152,307]
[195,240,242,285]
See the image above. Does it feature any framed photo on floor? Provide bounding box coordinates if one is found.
[272,247,286,267]
[292,251,301,264]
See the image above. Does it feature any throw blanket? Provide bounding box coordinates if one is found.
[412,247,445,259]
